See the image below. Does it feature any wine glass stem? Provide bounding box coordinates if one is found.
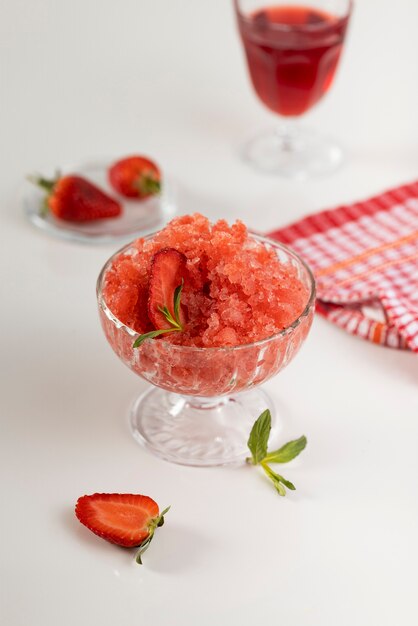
[277,120,298,152]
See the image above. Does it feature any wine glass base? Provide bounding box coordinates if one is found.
[129,387,279,467]
[242,125,343,178]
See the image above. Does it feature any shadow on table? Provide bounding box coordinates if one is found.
[145,522,214,574]
[62,504,211,574]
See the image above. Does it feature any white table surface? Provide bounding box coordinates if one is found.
[1,1,418,625]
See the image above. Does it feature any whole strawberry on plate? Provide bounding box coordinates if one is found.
[75,493,169,564]
[108,155,161,200]
[32,173,122,222]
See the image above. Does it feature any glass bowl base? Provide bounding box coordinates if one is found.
[241,124,343,178]
[129,387,279,467]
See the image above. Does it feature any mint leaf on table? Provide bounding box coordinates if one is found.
[247,409,272,464]
[264,435,307,464]
[247,409,307,496]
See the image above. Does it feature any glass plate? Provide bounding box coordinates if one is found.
[22,158,177,244]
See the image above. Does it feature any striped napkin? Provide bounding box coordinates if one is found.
[269,181,418,352]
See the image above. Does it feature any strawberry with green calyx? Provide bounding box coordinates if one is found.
[108,155,161,200]
[30,173,122,222]
[75,493,170,565]
[31,173,59,217]
[247,409,307,496]
[133,248,187,347]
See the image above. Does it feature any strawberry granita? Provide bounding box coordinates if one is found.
[97,217,315,464]
[98,216,315,397]
[103,213,309,347]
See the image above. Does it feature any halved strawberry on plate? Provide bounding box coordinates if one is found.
[31,174,122,222]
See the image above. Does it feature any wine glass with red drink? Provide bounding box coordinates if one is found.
[234,0,353,177]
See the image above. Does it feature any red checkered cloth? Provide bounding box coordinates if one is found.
[269,181,418,352]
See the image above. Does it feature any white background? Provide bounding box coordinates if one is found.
[1,1,417,625]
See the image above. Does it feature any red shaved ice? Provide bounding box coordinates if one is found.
[103,214,310,347]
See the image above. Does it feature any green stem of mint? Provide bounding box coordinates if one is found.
[133,327,180,348]
[247,409,307,496]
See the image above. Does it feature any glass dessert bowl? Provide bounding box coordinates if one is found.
[97,217,315,467]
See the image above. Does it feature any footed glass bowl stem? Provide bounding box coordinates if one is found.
[129,387,279,467]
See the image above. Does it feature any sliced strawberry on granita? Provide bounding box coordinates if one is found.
[147,248,187,330]
[128,248,190,348]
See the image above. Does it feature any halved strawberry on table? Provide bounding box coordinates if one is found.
[31,174,122,222]
[75,493,169,564]
[133,248,188,347]
[108,155,161,200]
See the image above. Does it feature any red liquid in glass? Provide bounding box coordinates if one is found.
[238,5,350,116]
